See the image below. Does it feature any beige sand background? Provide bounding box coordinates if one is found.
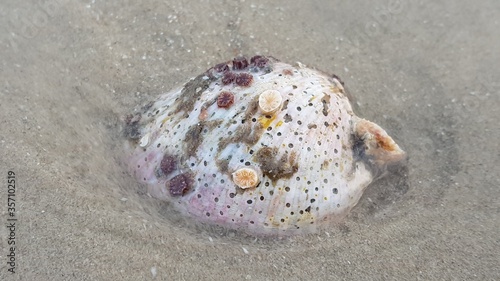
[1,0,499,280]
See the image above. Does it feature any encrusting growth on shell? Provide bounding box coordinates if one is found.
[354,117,406,166]
[258,90,283,114]
[232,167,260,189]
[139,133,150,147]
[217,91,235,108]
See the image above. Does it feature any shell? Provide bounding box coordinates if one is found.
[124,56,405,236]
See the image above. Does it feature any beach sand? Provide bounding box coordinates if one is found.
[1,0,499,280]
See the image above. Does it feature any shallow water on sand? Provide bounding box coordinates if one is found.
[1,0,499,280]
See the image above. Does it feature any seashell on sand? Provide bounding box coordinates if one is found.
[123,55,406,236]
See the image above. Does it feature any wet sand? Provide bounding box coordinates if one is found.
[1,0,499,280]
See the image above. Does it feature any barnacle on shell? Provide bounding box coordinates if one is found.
[258,90,283,115]
[217,91,235,108]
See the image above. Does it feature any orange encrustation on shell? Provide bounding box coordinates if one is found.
[123,55,406,236]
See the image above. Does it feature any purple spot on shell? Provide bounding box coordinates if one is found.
[222,72,236,85]
[160,154,176,175]
[214,63,229,73]
[250,55,269,68]
[232,56,249,70]
[168,173,192,197]
[235,73,253,87]
[217,91,235,108]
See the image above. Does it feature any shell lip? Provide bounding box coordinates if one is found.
[352,117,407,176]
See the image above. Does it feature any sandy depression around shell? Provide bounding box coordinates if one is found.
[123,55,406,236]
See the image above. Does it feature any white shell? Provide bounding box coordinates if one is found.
[124,56,405,236]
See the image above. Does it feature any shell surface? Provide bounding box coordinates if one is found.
[124,56,405,236]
